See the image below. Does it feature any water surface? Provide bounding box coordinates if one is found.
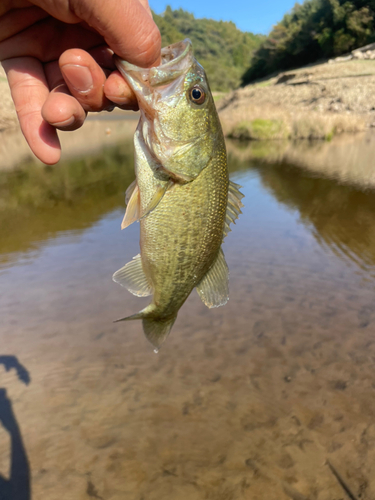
[1,125,375,500]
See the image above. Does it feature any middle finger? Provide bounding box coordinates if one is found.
[59,48,112,112]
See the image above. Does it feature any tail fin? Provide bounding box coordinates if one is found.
[142,316,176,349]
[114,307,176,349]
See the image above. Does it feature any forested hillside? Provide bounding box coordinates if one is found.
[153,7,264,91]
[242,0,375,85]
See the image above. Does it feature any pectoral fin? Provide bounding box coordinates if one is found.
[121,181,173,230]
[121,182,141,229]
[141,180,174,218]
[125,179,137,205]
[112,254,152,297]
[223,180,245,239]
[196,248,229,308]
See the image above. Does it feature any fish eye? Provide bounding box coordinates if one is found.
[189,85,206,105]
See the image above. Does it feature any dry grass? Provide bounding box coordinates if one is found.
[218,59,375,141]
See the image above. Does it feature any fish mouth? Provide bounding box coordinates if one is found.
[114,38,194,132]
[114,40,199,161]
[114,39,193,89]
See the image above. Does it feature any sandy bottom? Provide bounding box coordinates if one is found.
[0,133,375,500]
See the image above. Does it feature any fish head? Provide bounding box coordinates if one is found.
[114,39,222,182]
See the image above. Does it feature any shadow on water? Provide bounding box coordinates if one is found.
[0,357,31,500]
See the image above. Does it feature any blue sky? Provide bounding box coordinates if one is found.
[149,0,299,35]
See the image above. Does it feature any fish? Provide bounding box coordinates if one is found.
[113,39,244,349]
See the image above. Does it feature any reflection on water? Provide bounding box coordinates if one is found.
[0,141,135,269]
[1,130,375,499]
[246,160,375,276]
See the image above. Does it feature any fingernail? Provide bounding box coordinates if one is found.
[50,116,75,128]
[61,64,93,93]
[105,95,132,105]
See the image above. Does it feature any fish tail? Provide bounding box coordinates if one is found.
[142,316,177,349]
[114,306,177,349]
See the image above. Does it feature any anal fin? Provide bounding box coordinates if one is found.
[196,248,229,308]
[112,254,152,297]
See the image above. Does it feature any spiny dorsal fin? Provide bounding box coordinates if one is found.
[223,180,244,239]
[196,248,229,308]
[112,254,152,297]
[121,181,173,230]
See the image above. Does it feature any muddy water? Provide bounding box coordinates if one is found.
[1,124,375,500]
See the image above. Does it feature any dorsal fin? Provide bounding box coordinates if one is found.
[223,180,244,239]
[112,254,152,297]
[196,248,229,308]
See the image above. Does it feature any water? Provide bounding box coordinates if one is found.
[1,124,375,499]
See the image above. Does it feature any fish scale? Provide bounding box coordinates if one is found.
[112,39,244,348]
[142,146,229,311]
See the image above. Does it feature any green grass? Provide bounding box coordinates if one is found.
[230,119,288,141]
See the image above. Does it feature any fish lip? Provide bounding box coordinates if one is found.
[113,39,192,85]
[113,39,193,121]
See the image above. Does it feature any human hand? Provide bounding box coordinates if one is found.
[0,0,161,164]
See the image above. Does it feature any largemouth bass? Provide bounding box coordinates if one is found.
[113,39,243,349]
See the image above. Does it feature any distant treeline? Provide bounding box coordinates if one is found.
[242,0,375,85]
[153,7,264,91]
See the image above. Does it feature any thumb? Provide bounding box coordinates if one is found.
[70,0,161,67]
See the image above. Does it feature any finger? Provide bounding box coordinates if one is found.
[88,45,115,70]
[44,59,64,89]
[0,18,103,62]
[0,6,48,41]
[44,61,87,130]
[59,49,112,112]
[104,70,138,109]
[137,0,153,17]
[2,57,61,164]
[42,84,86,131]
[69,0,161,67]
[0,1,32,17]
[44,56,113,89]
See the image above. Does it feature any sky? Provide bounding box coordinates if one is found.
[149,0,299,35]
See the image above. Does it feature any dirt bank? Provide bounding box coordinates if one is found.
[218,59,375,140]
[0,65,18,131]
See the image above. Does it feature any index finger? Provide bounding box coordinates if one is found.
[2,57,61,164]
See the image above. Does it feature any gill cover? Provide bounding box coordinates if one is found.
[114,39,221,182]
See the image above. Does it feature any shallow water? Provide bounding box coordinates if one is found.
[1,125,375,499]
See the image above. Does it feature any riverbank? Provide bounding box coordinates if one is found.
[218,59,375,141]
[3,58,375,170]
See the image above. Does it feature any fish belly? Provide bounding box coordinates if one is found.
[140,153,228,317]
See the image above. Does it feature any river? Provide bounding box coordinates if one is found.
[0,118,374,500]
